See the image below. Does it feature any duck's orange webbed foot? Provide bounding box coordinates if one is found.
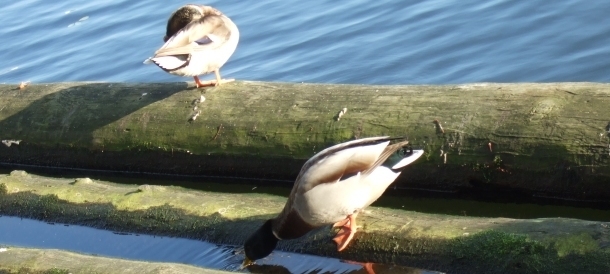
[332,213,359,251]
[194,76,234,87]
[193,69,234,88]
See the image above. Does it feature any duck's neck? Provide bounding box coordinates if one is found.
[262,219,280,241]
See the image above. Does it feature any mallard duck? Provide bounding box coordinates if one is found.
[243,136,424,263]
[144,5,239,87]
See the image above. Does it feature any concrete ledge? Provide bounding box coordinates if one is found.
[1,171,608,274]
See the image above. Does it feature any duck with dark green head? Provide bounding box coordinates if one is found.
[243,136,424,264]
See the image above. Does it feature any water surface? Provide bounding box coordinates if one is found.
[1,0,609,85]
[0,216,442,274]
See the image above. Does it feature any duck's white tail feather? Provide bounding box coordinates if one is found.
[150,55,188,71]
[391,149,424,169]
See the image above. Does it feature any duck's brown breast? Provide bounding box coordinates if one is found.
[274,209,318,240]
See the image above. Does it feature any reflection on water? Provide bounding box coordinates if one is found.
[0,216,442,274]
[246,261,436,274]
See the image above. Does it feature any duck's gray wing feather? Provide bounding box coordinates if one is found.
[153,15,230,57]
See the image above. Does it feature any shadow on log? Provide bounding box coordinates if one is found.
[1,81,610,206]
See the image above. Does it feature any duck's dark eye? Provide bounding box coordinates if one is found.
[398,146,414,157]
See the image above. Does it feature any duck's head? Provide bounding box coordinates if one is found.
[384,146,424,171]
[244,219,279,263]
[164,5,204,42]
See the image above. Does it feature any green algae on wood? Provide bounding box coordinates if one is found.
[1,82,610,202]
[0,171,608,274]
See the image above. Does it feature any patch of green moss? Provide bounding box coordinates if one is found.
[0,183,7,195]
[554,233,599,257]
[0,268,70,274]
[42,268,70,274]
[450,230,550,273]
[448,230,610,274]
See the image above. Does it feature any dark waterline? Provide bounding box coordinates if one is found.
[1,166,608,222]
[0,216,442,274]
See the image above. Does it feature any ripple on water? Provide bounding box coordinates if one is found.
[1,0,610,84]
[0,216,443,273]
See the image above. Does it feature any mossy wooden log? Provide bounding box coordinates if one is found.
[0,171,609,274]
[1,82,610,204]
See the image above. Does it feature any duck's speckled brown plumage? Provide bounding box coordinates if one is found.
[164,5,223,41]
[145,4,239,87]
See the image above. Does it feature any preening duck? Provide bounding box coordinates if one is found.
[144,5,239,87]
[244,136,424,264]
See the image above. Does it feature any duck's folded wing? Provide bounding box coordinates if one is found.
[153,15,230,58]
[297,137,392,192]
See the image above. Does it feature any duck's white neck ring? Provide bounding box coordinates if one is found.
[272,230,282,240]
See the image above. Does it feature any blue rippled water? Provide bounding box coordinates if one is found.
[1,0,609,85]
[0,216,442,273]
